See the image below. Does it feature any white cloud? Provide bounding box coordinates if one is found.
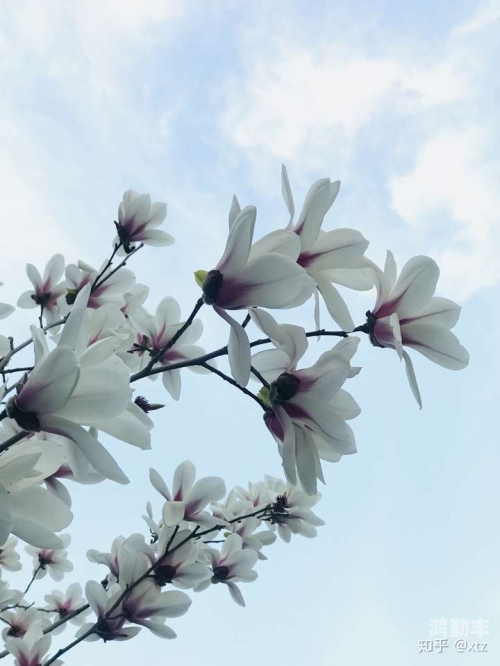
[221,2,499,297]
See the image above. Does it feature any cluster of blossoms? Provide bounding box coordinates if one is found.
[0,172,468,663]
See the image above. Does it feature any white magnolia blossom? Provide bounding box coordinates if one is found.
[1,608,51,641]
[5,625,60,666]
[252,309,360,495]
[0,579,22,611]
[17,254,66,325]
[152,529,212,590]
[25,534,73,582]
[64,260,136,310]
[131,297,209,400]
[0,437,72,548]
[149,460,226,528]
[198,204,315,386]
[261,476,324,543]
[194,534,258,607]
[0,537,22,572]
[115,190,174,253]
[368,252,469,406]
[44,582,91,633]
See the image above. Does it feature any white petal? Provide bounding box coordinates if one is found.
[294,179,339,251]
[304,228,369,271]
[18,346,79,414]
[226,581,246,607]
[162,368,182,400]
[156,297,181,327]
[250,230,300,261]
[17,291,37,309]
[172,460,196,499]
[314,274,355,331]
[389,256,439,318]
[149,468,171,501]
[41,416,129,484]
[58,284,91,349]
[215,307,251,386]
[138,229,174,246]
[162,501,185,526]
[281,164,295,225]
[404,297,461,328]
[401,323,469,370]
[295,429,318,495]
[228,195,241,229]
[216,206,256,276]
[56,367,130,422]
[274,406,297,485]
[402,351,423,408]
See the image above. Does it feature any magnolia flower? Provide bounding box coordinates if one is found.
[130,297,209,400]
[119,550,192,638]
[78,581,141,642]
[367,252,469,407]
[64,260,135,310]
[194,534,258,607]
[5,626,60,666]
[280,166,372,331]
[197,204,315,386]
[1,608,50,640]
[251,309,360,495]
[44,583,91,633]
[25,534,73,582]
[0,537,22,572]
[153,529,212,590]
[0,439,72,548]
[17,255,66,325]
[114,190,174,253]
[0,579,23,610]
[150,461,226,528]
[262,477,324,543]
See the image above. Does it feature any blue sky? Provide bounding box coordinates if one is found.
[1,0,499,664]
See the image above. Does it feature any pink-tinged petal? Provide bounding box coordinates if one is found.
[402,351,422,408]
[403,296,461,328]
[295,350,350,400]
[214,306,251,386]
[295,428,318,495]
[384,250,397,288]
[219,255,314,309]
[41,416,129,485]
[17,290,37,308]
[216,206,256,275]
[332,336,360,361]
[313,273,355,331]
[401,322,469,370]
[250,230,300,261]
[226,581,246,606]
[294,179,340,251]
[281,164,295,225]
[274,406,297,485]
[381,256,439,318]
[17,346,80,414]
[138,229,174,246]
[186,477,226,515]
[162,501,185,527]
[149,468,171,501]
[228,195,241,229]
[162,368,181,400]
[43,254,65,286]
[172,461,196,500]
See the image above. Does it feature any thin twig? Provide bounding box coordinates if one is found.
[201,363,267,410]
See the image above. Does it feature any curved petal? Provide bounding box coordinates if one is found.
[216,206,256,275]
[313,274,355,331]
[402,350,423,408]
[401,323,469,370]
[214,307,251,386]
[172,461,196,500]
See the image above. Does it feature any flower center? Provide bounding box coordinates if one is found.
[212,565,230,583]
[154,564,177,586]
[202,270,223,305]
[6,397,41,432]
[269,373,301,405]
